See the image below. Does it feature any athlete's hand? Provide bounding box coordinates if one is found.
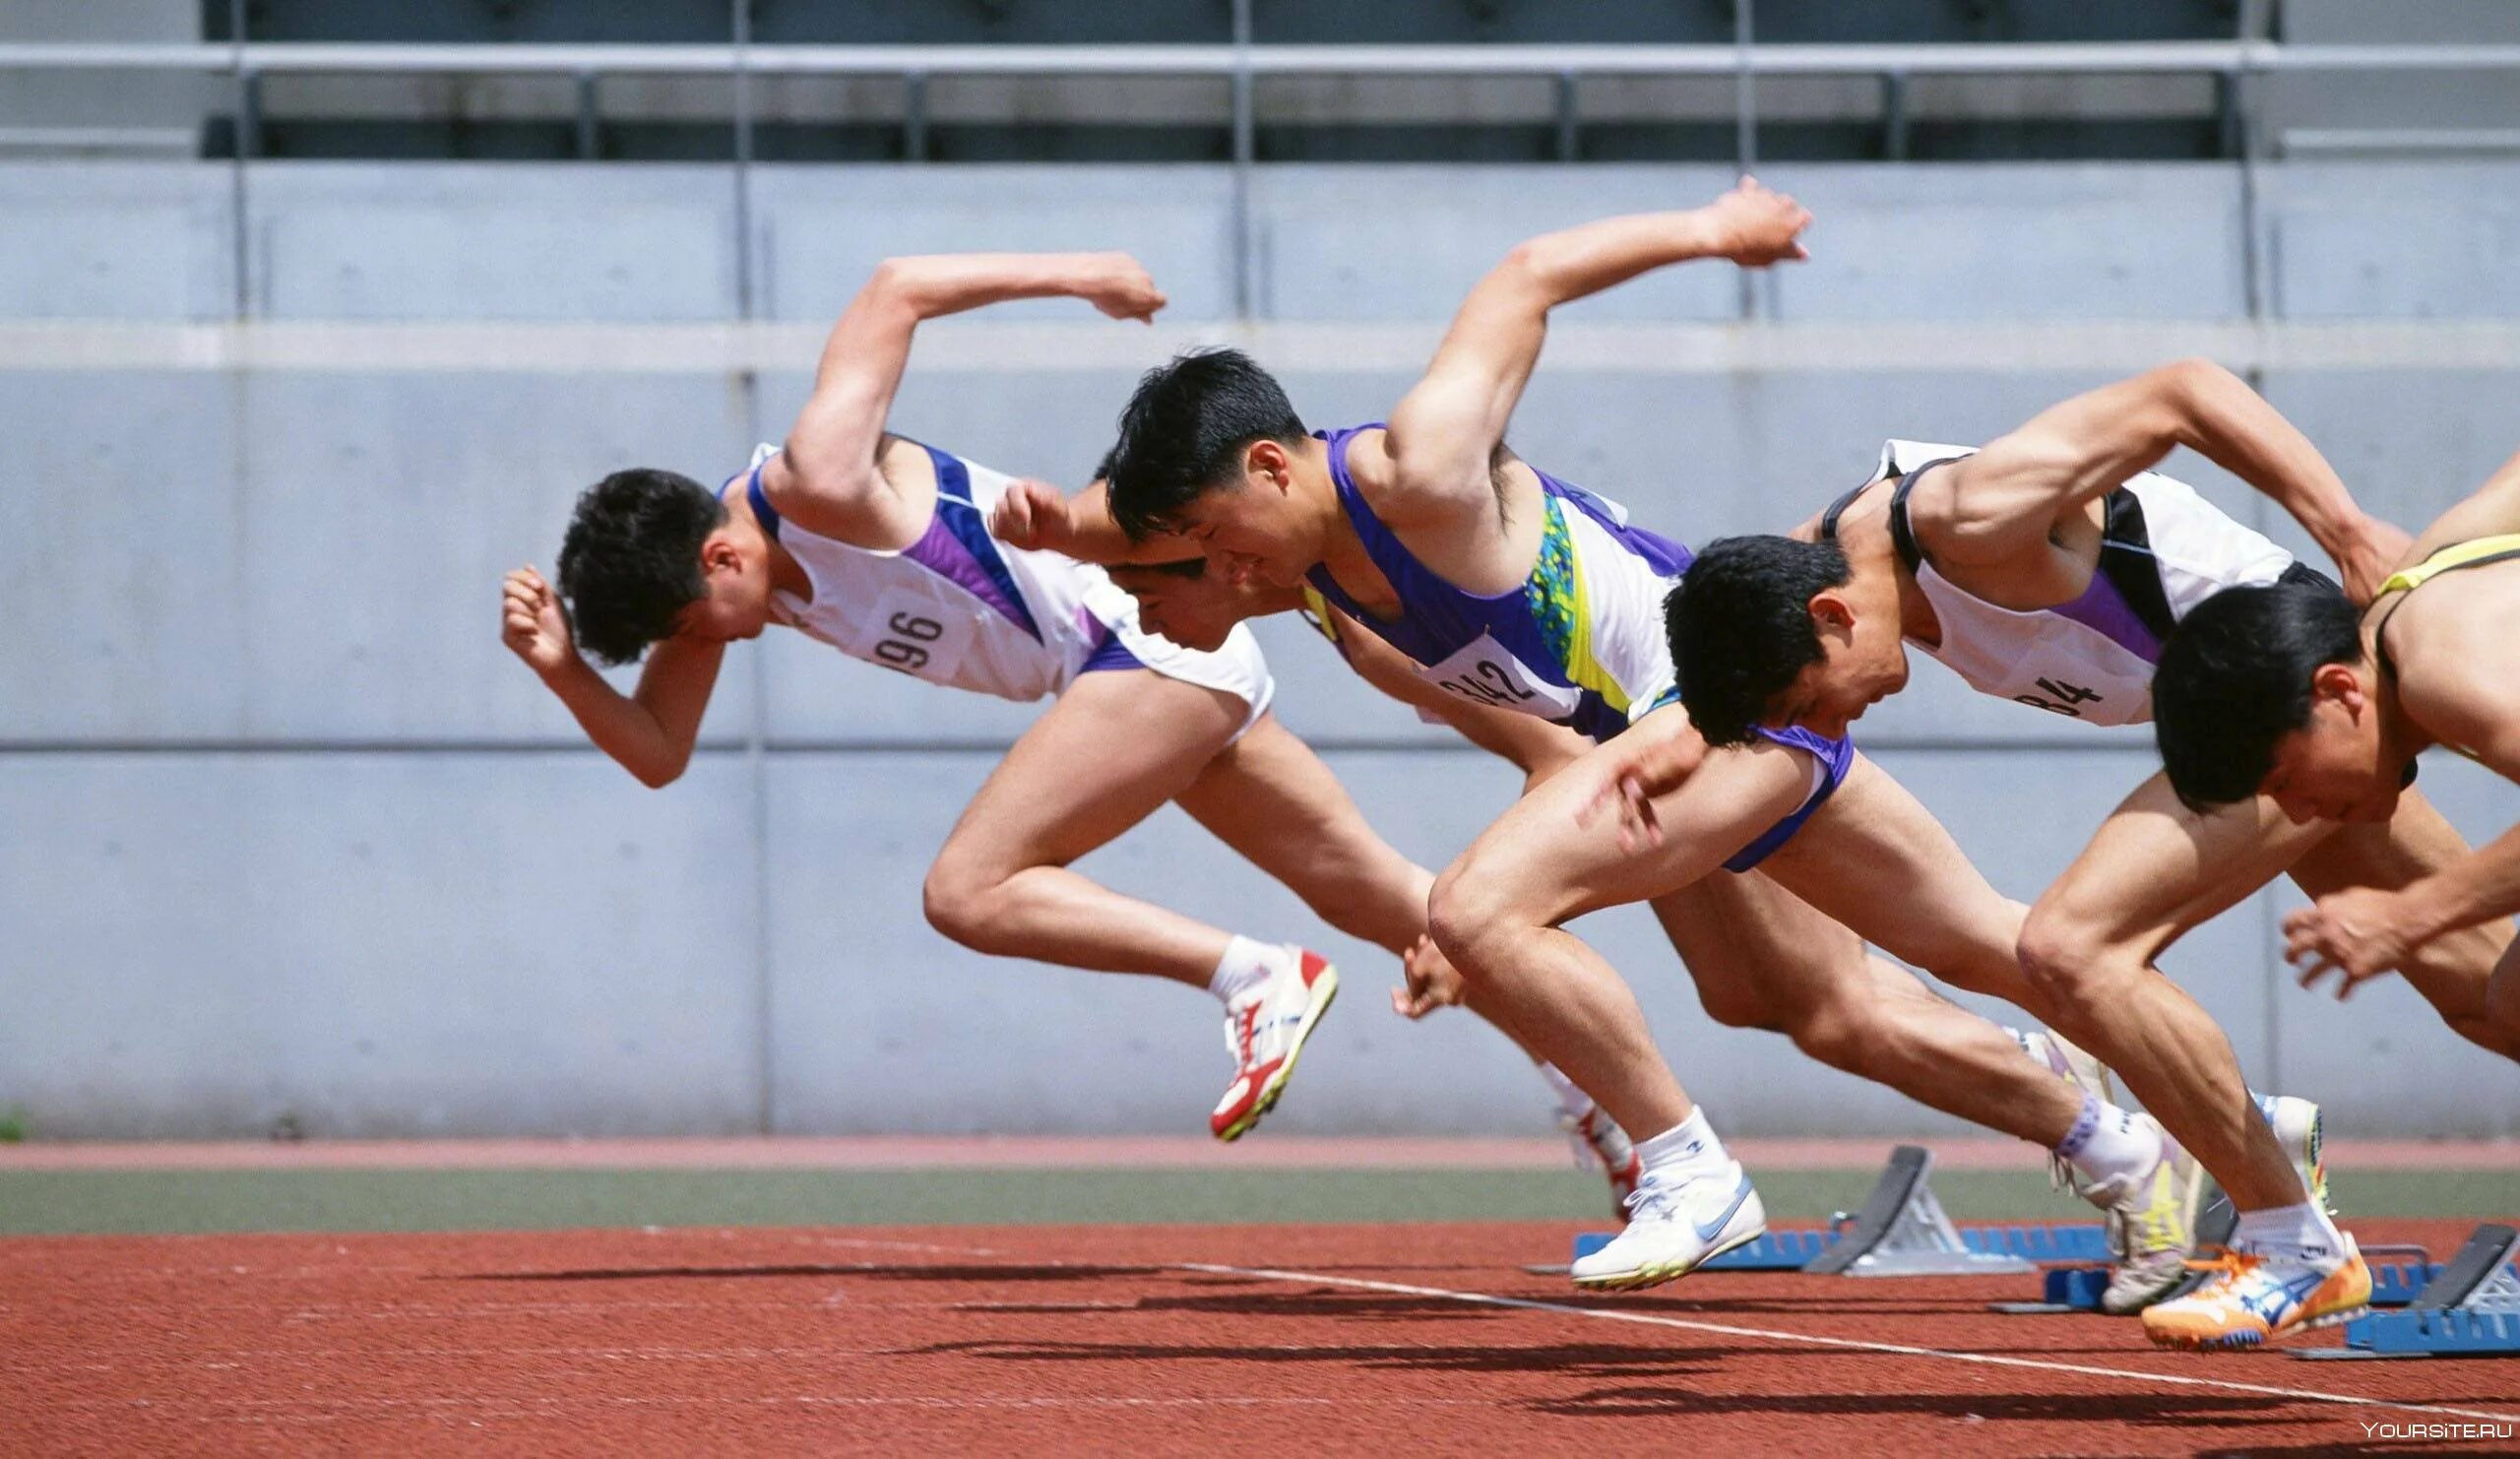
[501,566,579,678]
[2334,514,2416,605]
[1391,934,1467,1019]
[1077,253,1166,324]
[2283,885,2426,997]
[1699,176,1812,268]
[1574,733,1709,853]
[990,477,1074,552]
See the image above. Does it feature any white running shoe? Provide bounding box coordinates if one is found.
[1210,949,1339,1142]
[1568,1162,1765,1292]
[2088,1120,2206,1314]
[1561,1104,1645,1221]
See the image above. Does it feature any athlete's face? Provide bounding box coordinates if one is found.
[670,530,775,644]
[1105,561,1246,652]
[1758,589,1909,739]
[1167,441,1314,589]
[2258,663,2401,824]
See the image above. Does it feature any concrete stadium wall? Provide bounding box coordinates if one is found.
[5,159,2519,1138]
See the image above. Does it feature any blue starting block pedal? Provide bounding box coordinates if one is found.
[1550,1146,2106,1280]
[2298,1223,2520,1361]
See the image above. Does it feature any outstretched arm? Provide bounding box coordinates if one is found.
[775,253,1165,530]
[1322,603,1590,789]
[501,565,721,788]
[1375,178,1810,524]
[991,477,1195,565]
[1922,358,2408,602]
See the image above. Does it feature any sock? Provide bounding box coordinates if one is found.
[2232,1201,2345,1266]
[1633,1107,1731,1183]
[2053,1092,2164,1191]
[1537,1062,1595,1124]
[1208,935,1285,1005]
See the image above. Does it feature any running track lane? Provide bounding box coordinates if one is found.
[6,1221,2513,1456]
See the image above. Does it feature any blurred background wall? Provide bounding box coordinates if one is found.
[5,0,2518,1137]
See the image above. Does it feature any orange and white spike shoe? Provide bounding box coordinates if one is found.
[1211,949,1339,1142]
[2141,1237,2372,1350]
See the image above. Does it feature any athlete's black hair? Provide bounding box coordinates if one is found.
[1105,556,1211,581]
[1102,348,1308,541]
[555,468,726,666]
[1666,534,1854,748]
[2152,581,2367,811]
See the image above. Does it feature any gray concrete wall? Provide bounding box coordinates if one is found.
[5,159,2518,1138]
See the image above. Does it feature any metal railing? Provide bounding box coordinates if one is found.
[6,34,2517,319]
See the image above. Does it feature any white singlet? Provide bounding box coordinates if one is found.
[1855,438,2302,727]
[732,441,1274,734]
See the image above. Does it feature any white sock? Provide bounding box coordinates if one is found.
[1537,1062,1595,1124]
[2232,1201,2346,1267]
[1208,935,1286,1005]
[1633,1107,1730,1183]
[2053,1092,2163,1190]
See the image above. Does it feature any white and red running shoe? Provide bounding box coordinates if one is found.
[1211,949,1340,1142]
[1564,1104,1645,1221]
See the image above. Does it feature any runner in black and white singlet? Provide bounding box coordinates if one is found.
[502,250,1570,1153]
[1019,183,2198,1299]
[1658,358,2507,1350]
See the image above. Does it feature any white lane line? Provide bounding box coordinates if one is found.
[1177,1262,2520,1427]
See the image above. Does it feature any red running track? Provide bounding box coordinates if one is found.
[7,1219,2514,1456]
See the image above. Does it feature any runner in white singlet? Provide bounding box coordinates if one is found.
[501,252,1484,1148]
[1652,359,2505,1349]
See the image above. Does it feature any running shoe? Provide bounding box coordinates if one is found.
[1563,1103,1645,1221]
[1211,949,1339,1142]
[1568,1162,1765,1292]
[2089,1121,2206,1314]
[2141,1237,2371,1350]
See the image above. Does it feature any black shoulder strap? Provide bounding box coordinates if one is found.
[1816,479,1869,542]
[1883,464,1943,574]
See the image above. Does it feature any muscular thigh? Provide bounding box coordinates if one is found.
[1647,871,1868,1029]
[1455,728,1817,926]
[1172,712,1412,889]
[2037,767,2329,961]
[1754,753,2027,996]
[936,668,1244,878]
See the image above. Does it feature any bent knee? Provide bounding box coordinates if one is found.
[1779,999,1871,1073]
[920,856,1003,952]
[2015,906,2144,1012]
[1426,854,1531,972]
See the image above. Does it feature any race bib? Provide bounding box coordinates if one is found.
[1419,632,1582,719]
[849,585,976,686]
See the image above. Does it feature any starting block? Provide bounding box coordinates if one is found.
[1552,1145,2109,1279]
[2298,1223,2520,1361]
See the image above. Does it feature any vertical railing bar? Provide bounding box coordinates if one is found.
[1230,0,1257,319]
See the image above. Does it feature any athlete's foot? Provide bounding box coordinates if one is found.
[2083,1119,2205,1314]
[1210,949,1339,1142]
[2020,1027,2118,1193]
[2141,1237,2371,1350]
[1562,1104,1644,1221]
[2258,1095,2331,1215]
[1567,1163,1764,1292]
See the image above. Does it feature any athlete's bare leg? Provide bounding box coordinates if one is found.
[1737,757,2086,1143]
[1431,708,2083,1145]
[1173,712,1438,958]
[1173,709,1548,1050]
[1427,714,1780,1138]
[921,667,1250,985]
[2286,790,2520,1059]
[2018,771,2328,1210]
